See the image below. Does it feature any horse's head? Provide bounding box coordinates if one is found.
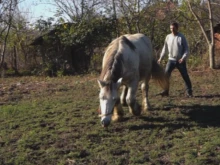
[97,78,122,127]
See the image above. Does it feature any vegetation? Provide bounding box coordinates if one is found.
[1,0,220,77]
[1,70,220,164]
[0,1,220,163]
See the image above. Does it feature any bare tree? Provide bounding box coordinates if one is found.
[115,0,146,34]
[187,0,216,69]
[52,0,103,22]
[112,0,119,37]
[0,0,19,76]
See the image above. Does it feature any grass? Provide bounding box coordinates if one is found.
[0,70,220,165]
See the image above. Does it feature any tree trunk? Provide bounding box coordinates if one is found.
[207,0,215,69]
[13,45,19,75]
[0,24,11,77]
[135,0,140,33]
[209,43,215,69]
[0,0,14,77]
[112,0,119,37]
[120,0,132,34]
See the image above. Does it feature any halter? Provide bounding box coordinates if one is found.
[98,112,113,118]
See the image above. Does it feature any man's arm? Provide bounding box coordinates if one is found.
[181,35,189,60]
[158,36,168,64]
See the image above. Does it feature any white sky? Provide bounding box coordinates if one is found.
[18,0,57,24]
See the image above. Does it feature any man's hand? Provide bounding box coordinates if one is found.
[178,59,184,64]
[157,59,161,64]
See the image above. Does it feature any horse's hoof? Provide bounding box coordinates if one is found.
[131,109,141,116]
[142,106,151,112]
[129,104,141,116]
[112,115,123,122]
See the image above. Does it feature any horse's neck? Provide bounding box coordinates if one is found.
[103,70,112,82]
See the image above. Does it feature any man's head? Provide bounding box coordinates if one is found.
[170,22,178,35]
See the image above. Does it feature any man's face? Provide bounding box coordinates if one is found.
[170,25,178,34]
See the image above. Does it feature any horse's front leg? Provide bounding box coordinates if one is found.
[112,99,124,122]
[126,81,141,116]
[120,85,128,106]
[141,80,151,112]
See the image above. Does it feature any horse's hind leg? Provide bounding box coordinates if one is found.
[112,100,124,122]
[141,76,151,112]
[120,85,128,106]
[126,81,141,116]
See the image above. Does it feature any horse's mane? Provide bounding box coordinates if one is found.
[100,36,136,83]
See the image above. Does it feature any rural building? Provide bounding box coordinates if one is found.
[30,23,90,75]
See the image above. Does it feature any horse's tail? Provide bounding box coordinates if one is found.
[151,59,169,91]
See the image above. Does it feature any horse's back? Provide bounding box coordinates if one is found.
[124,33,153,59]
[101,33,153,82]
[124,33,153,79]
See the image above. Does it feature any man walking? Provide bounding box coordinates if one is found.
[158,22,193,97]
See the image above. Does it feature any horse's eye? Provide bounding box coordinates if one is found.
[100,95,106,100]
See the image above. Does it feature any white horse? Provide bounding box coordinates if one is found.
[98,33,169,127]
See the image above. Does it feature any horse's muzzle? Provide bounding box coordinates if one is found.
[101,118,111,127]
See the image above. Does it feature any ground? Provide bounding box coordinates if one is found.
[0,69,220,165]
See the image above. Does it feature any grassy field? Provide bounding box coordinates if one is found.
[0,69,220,165]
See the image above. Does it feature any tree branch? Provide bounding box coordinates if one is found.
[187,0,210,44]
[207,0,214,45]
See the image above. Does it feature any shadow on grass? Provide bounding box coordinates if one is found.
[194,94,220,99]
[128,122,191,131]
[179,104,220,127]
[129,104,220,131]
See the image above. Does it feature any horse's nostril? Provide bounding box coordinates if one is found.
[101,119,110,127]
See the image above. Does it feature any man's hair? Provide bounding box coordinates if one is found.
[170,22,179,29]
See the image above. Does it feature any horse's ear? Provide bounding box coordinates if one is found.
[97,80,106,88]
[116,78,123,89]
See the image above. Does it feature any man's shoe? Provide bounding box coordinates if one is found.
[187,93,193,98]
[187,91,193,97]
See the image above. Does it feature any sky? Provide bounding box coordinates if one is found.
[18,0,57,24]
